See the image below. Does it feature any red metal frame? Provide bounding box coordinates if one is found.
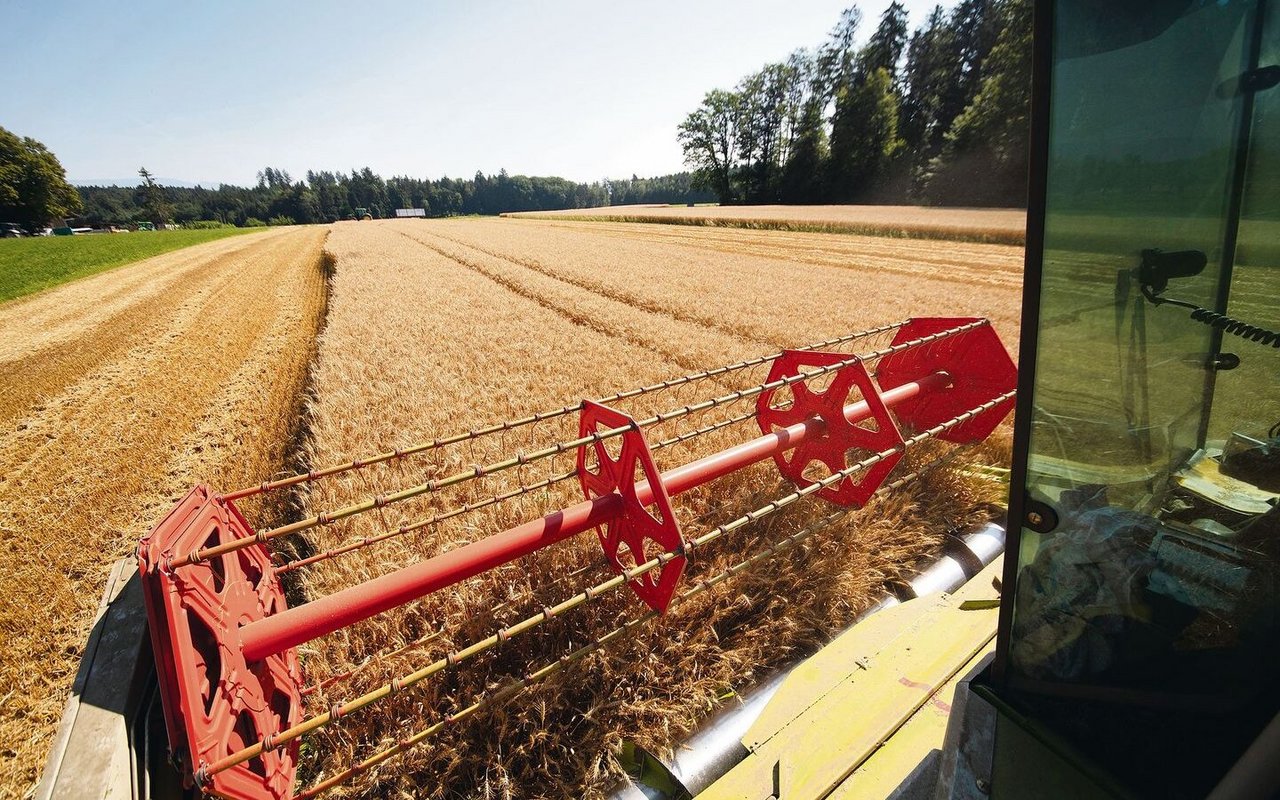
[757,350,905,507]
[138,486,301,800]
[233,374,945,664]
[577,401,686,612]
[876,318,1018,444]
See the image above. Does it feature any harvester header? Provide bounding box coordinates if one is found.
[137,317,1015,799]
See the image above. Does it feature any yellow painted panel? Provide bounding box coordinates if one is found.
[699,558,1002,800]
[742,600,934,748]
[826,643,995,800]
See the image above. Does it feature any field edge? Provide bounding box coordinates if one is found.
[0,227,267,304]
[499,211,1027,245]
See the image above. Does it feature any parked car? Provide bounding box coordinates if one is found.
[1,223,28,238]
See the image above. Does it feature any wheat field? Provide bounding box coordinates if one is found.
[1,213,1023,799]
[280,218,1022,798]
[0,228,330,796]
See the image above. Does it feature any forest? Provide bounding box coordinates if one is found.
[678,0,1030,207]
[75,170,713,228]
[66,0,1031,229]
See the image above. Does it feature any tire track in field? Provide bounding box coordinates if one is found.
[393,229,762,378]
[502,219,1024,290]
[406,227,787,349]
[583,222,1023,288]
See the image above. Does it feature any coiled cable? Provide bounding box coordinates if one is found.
[1140,284,1280,348]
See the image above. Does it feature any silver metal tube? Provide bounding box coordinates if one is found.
[907,555,970,598]
[655,670,791,795]
[611,517,1006,799]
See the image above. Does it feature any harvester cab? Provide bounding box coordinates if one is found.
[976,1,1279,796]
[678,2,1279,798]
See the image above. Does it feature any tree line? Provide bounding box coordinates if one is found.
[74,168,714,228]
[678,0,1030,207]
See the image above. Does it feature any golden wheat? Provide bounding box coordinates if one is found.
[286,219,1018,799]
[503,204,1027,245]
[412,218,1023,346]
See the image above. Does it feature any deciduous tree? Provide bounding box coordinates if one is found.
[678,89,741,203]
[0,126,82,229]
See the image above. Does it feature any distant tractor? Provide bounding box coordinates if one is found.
[353,207,373,220]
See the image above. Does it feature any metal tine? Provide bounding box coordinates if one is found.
[298,437,754,700]
[273,409,758,574]
[178,322,983,569]
[299,558,602,699]
[275,468,579,574]
[221,323,909,502]
[294,330,896,573]
[289,446,974,800]
[205,392,1011,778]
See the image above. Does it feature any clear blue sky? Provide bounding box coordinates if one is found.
[2,1,950,187]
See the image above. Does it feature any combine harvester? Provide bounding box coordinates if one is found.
[38,2,1280,798]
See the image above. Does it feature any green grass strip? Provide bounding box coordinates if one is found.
[0,227,263,303]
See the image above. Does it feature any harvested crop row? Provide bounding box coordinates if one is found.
[503,204,1027,245]
[0,230,284,427]
[393,229,776,366]
[0,227,329,795]
[291,220,1011,799]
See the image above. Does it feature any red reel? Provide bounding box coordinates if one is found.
[875,318,1017,444]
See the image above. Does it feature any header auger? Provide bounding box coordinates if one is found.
[137,317,1016,800]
